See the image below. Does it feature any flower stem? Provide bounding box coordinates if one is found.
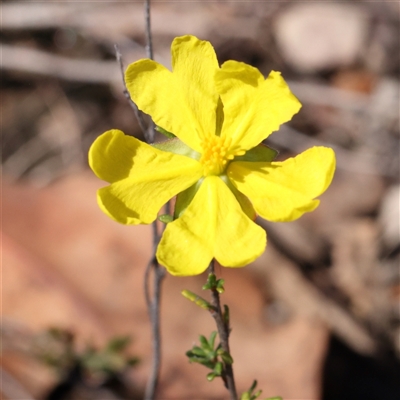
[114,44,148,135]
[144,0,154,60]
[208,260,238,400]
[144,240,166,400]
[143,0,156,143]
[138,2,165,398]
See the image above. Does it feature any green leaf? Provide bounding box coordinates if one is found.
[198,359,215,369]
[181,289,212,310]
[216,278,225,293]
[202,273,217,290]
[187,356,203,364]
[186,346,206,357]
[106,336,131,352]
[213,361,223,376]
[234,143,278,162]
[241,380,263,400]
[206,372,217,381]
[202,274,225,292]
[249,380,257,392]
[209,331,217,349]
[199,335,210,350]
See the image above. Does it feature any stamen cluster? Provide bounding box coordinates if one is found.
[200,136,237,176]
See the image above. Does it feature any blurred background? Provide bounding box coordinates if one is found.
[1,1,400,399]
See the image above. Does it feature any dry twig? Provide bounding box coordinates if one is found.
[1,44,119,83]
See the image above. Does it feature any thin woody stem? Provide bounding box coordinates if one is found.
[143,173,166,399]
[144,0,154,60]
[114,44,148,135]
[116,2,164,397]
[114,44,155,143]
[116,40,163,400]
[143,0,156,143]
[208,260,238,400]
[144,220,165,400]
[142,1,164,399]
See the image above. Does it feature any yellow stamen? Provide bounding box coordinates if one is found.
[200,135,243,176]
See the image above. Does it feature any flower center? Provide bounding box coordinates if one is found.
[200,136,243,176]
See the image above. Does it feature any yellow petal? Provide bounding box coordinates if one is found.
[215,62,301,152]
[228,147,336,222]
[89,130,203,224]
[171,35,220,142]
[156,176,266,276]
[125,35,219,152]
[89,129,137,182]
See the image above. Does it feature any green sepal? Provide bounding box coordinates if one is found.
[234,143,278,162]
[266,397,282,400]
[220,175,257,221]
[151,137,200,159]
[155,125,176,138]
[174,178,203,219]
[158,214,174,224]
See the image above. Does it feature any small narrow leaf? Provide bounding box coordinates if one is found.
[216,282,225,294]
[203,273,217,290]
[249,380,258,392]
[209,331,217,349]
[213,361,223,376]
[181,290,212,310]
[206,372,216,381]
[199,335,210,350]
[187,346,206,357]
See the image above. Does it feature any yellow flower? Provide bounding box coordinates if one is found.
[89,35,335,276]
